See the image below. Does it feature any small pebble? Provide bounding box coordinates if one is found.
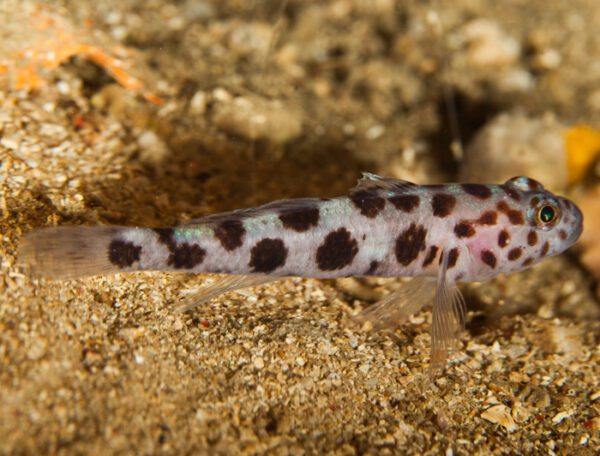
[253,356,265,370]
[460,19,521,69]
[481,404,517,432]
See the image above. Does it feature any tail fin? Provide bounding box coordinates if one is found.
[17,226,128,280]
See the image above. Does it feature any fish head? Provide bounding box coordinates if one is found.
[504,176,583,260]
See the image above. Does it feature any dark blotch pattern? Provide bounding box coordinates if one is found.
[500,185,521,201]
[422,245,439,267]
[481,250,497,269]
[388,194,420,212]
[527,178,544,191]
[395,223,427,266]
[522,257,534,267]
[558,229,567,241]
[432,194,457,218]
[447,248,459,268]
[530,197,540,208]
[249,238,288,273]
[169,244,206,269]
[108,240,141,268]
[279,207,320,232]
[462,183,492,199]
[316,228,359,271]
[214,219,246,251]
[481,250,496,269]
[154,227,176,250]
[507,210,524,225]
[477,210,497,225]
[454,221,476,238]
[498,230,510,248]
[497,201,524,225]
[366,260,380,275]
[351,190,386,218]
[540,241,550,256]
[508,247,522,261]
[527,230,538,246]
[154,228,206,269]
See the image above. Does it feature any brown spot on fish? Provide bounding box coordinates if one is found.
[388,194,420,212]
[366,260,380,275]
[507,210,524,225]
[558,229,567,241]
[395,223,427,266]
[522,257,534,267]
[447,248,459,268]
[527,178,544,191]
[462,183,492,199]
[422,245,439,267]
[168,243,206,269]
[477,210,497,225]
[108,240,141,267]
[497,201,510,213]
[249,238,288,273]
[527,230,538,246]
[454,221,476,238]
[316,228,359,271]
[530,197,540,208]
[540,241,550,256]
[481,250,497,269]
[279,207,320,232]
[154,227,176,250]
[432,194,456,218]
[497,202,524,224]
[215,219,246,251]
[508,247,522,261]
[351,190,386,218]
[498,230,510,248]
[500,185,521,201]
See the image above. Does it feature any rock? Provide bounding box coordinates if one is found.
[460,19,521,69]
[460,113,567,191]
[212,94,304,144]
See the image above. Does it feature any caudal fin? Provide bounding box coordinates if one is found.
[17,226,128,280]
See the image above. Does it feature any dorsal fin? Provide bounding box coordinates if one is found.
[351,172,417,193]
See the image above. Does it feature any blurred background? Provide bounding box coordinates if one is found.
[1,0,599,453]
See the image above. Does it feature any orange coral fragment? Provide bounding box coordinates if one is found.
[0,6,161,105]
[565,124,600,185]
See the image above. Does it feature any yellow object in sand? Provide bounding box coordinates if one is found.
[565,124,600,185]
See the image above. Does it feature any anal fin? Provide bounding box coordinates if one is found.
[176,274,277,312]
[355,277,435,330]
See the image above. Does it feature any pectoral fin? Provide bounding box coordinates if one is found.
[430,249,466,372]
[356,277,436,330]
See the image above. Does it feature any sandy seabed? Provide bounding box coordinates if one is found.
[0,0,599,454]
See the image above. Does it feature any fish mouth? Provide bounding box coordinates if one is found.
[568,222,583,245]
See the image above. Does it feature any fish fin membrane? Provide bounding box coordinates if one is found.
[430,249,466,375]
[175,274,277,312]
[17,226,125,280]
[355,277,436,330]
[351,172,418,193]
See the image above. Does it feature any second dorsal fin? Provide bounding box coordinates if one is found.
[351,172,417,193]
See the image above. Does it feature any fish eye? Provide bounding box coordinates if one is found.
[538,205,557,224]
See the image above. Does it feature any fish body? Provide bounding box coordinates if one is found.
[18,173,583,369]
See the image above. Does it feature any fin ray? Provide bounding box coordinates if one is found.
[355,277,435,330]
[176,274,277,312]
[17,226,125,280]
[351,172,417,193]
[430,249,466,372]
